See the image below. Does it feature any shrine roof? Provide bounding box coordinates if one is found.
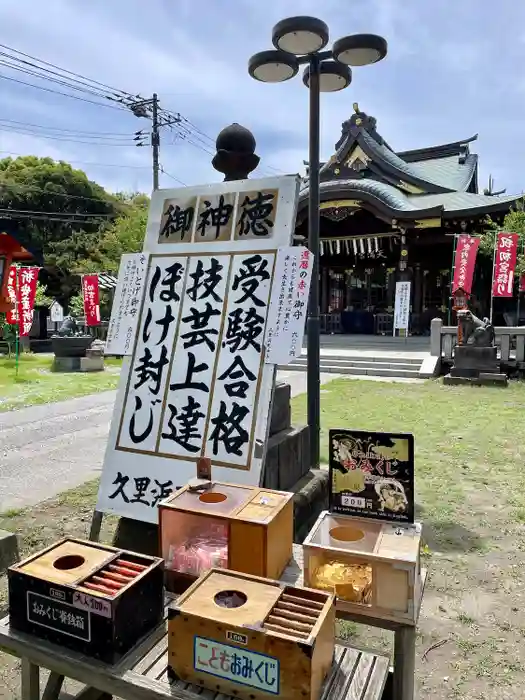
[300,105,520,220]
[314,105,484,196]
[0,219,41,262]
[298,177,521,220]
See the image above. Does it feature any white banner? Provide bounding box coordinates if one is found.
[393,281,411,334]
[264,246,313,365]
[105,253,149,355]
[96,175,301,523]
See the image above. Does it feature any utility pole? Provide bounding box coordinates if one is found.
[151,93,160,191]
[128,93,179,192]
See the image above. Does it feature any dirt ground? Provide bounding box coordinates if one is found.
[1,378,525,699]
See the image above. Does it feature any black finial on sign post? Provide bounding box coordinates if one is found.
[212,123,260,181]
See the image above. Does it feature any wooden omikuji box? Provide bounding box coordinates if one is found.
[158,483,293,592]
[8,538,164,663]
[303,511,423,625]
[167,568,335,700]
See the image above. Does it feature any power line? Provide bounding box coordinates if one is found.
[159,166,187,187]
[0,206,114,218]
[0,73,130,112]
[0,43,222,183]
[0,125,141,146]
[0,117,136,137]
[0,43,133,100]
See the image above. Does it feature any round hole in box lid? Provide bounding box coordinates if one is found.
[199,492,227,504]
[329,526,365,542]
[53,554,86,570]
[214,590,247,609]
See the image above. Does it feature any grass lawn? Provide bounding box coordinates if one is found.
[0,353,122,412]
[293,377,525,699]
[1,376,524,698]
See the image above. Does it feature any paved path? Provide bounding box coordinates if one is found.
[0,371,340,512]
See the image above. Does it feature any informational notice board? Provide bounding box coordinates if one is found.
[393,280,411,335]
[96,175,301,523]
[329,429,415,524]
[105,253,149,356]
[264,246,313,365]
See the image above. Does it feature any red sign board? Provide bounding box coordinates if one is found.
[5,266,18,325]
[492,232,519,298]
[452,235,480,294]
[6,266,40,336]
[82,274,100,326]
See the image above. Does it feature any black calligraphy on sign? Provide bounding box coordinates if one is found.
[218,356,256,399]
[119,257,187,452]
[108,472,175,507]
[162,397,206,453]
[209,401,250,457]
[207,252,274,464]
[159,199,196,242]
[236,190,277,239]
[195,193,235,241]
[160,255,230,457]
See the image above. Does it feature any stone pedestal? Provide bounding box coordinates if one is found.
[445,345,508,386]
[263,381,310,491]
[52,356,81,372]
[81,345,105,372]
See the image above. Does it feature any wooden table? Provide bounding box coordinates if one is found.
[0,603,389,700]
[283,545,426,700]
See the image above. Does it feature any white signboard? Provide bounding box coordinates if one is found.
[393,281,411,334]
[105,253,149,355]
[50,301,64,323]
[96,175,301,523]
[264,246,313,365]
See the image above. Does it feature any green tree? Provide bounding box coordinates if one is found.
[479,199,525,275]
[0,156,123,259]
[48,194,149,276]
[34,282,53,308]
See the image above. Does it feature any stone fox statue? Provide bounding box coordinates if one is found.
[456,309,495,347]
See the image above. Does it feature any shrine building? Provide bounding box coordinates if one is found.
[294,105,522,335]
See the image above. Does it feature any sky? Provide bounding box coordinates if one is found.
[0,0,524,196]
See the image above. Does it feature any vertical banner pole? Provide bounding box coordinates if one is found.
[489,234,497,323]
[14,266,19,378]
[448,234,458,325]
[517,238,523,325]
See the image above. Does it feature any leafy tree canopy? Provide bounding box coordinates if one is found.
[479,198,525,274]
[48,193,148,276]
[0,155,124,259]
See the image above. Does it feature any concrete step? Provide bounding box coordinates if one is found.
[284,363,421,378]
[289,358,420,371]
[296,354,423,366]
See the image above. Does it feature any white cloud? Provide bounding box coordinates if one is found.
[0,0,524,196]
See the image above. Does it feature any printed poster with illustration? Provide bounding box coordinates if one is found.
[329,429,414,524]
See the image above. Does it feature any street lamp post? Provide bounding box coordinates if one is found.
[248,17,387,469]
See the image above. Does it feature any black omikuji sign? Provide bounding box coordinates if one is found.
[328,429,415,524]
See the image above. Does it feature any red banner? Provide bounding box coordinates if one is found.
[5,266,18,324]
[452,234,480,294]
[82,274,100,326]
[492,232,519,298]
[6,266,40,336]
